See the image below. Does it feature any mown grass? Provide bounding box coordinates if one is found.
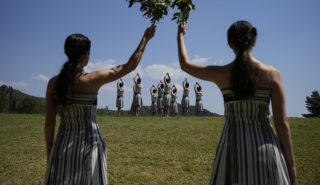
[0,114,319,184]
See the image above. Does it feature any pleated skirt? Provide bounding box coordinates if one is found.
[209,101,290,185]
[181,96,189,108]
[151,101,157,113]
[195,100,203,111]
[133,93,143,107]
[170,101,178,113]
[44,105,108,185]
[116,96,123,108]
[163,93,171,106]
[157,96,163,109]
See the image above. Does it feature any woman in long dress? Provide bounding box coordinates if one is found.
[194,82,203,117]
[116,78,125,116]
[170,84,178,117]
[163,72,172,117]
[177,20,296,184]
[44,25,156,184]
[150,85,158,116]
[181,78,190,117]
[157,80,165,116]
[133,73,143,116]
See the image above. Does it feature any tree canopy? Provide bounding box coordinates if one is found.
[302,91,320,118]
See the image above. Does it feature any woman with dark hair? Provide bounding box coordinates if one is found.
[157,80,165,116]
[150,85,158,116]
[116,78,125,116]
[194,82,203,117]
[133,73,143,116]
[177,20,296,185]
[163,72,172,117]
[44,25,156,184]
[170,84,178,117]
[181,78,190,117]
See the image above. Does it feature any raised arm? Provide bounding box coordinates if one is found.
[167,73,171,83]
[133,73,138,84]
[150,85,153,95]
[117,79,121,88]
[270,68,296,184]
[164,73,168,84]
[90,25,156,89]
[133,85,135,92]
[177,21,224,84]
[194,83,197,93]
[121,78,125,89]
[198,83,203,93]
[183,78,187,89]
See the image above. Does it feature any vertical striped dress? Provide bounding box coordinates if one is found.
[44,92,108,185]
[209,87,290,185]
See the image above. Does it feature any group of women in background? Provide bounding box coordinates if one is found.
[45,20,296,185]
[115,73,204,117]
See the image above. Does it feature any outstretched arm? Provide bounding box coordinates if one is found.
[90,25,156,90]
[177,21,223,84]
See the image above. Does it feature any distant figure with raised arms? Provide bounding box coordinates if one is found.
[44,24,156,184]
[163,72,172,117]
[116,78,125,116]
[133,73,143,116]
[177,20,295,184]
[181,78,190,117]
[131,84,135,116]
[194,82,203,117]
[150,85,158,116]
[170,84,178,117]
[157,80,165,116]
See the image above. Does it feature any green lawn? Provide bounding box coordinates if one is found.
[0,114,319,184]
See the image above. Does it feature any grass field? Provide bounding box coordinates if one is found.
[0,114,319,185]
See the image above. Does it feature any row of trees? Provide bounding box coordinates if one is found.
[0,85,45,114]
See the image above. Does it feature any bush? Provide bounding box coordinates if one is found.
[16,98,44,114]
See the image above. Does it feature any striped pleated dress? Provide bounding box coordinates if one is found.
[209,87,290,185]
[44,92,108,185]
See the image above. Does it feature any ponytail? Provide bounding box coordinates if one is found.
[228,21,258,98]
[53,34,91,112]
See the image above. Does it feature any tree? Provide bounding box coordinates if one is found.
[16,98,41,114]
[9,86,13,113]
[171,0,195,23]
[127,0,172,24]
[12,98,17,113]
[0,91,9,113]
[302,91,320,118]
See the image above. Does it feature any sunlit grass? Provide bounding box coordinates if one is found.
[0,114,319,184]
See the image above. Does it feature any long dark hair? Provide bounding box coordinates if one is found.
[228,21,258,98]
[53,34,91,112]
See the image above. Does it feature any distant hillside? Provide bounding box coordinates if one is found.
[0,85,46,105]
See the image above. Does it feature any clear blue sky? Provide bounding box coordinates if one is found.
[0,1,319,117]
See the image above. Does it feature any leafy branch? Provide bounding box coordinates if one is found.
[171,0,195,23]
[127,0,172,24]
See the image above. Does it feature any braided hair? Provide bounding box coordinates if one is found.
[53,34,91,112]
[228,21,258,98]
